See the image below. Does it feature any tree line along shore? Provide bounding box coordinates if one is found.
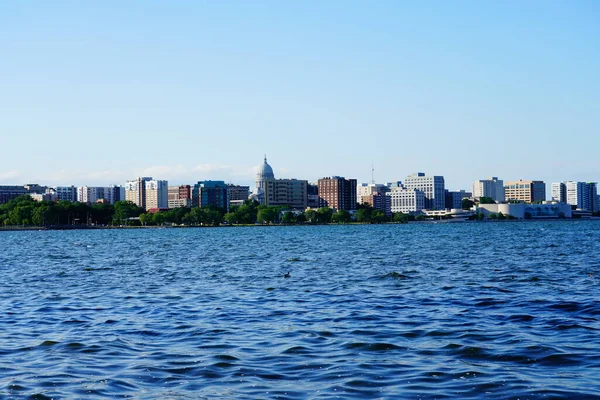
[0,195,419,229]
[4,195,593,230]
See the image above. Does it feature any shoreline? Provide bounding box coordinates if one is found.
[1,218,597,232]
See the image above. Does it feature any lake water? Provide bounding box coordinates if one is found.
[1,221,600,399]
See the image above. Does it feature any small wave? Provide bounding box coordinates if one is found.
[39,340,59,347]
[537,353,583,366]
[505,314,535,322]
[282,346,312,355]
[379,272,411,280]
[344,342,403,351]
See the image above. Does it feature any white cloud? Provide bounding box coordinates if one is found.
[136,163,256,185]
[5,164,258,188]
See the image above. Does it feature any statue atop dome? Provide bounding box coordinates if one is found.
[256,155,275,191]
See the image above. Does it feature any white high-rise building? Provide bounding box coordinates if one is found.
[77,186,124,204]
[404,173,445,210]
[562,181,598,211]
[125,177,152,208]
[566,181,585,208]
[78,186,105,203]
[473,177,504,202]
[386,187,425,213]
[145,180,168,210]
[551,182,566,202]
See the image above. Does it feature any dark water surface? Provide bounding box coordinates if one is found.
[1,221,600,399]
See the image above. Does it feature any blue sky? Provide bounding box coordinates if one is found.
[1,1,598,191]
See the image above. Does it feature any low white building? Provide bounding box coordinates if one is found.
[386,188,425,213]
[422,208,475,221]
[477,202,572,219]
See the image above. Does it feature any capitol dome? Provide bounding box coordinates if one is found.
[255,155,275,192]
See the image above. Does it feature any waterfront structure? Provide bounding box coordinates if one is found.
[192,181,229,210]
[227,184,250,207]
[357,183,389,204]
[0,185,30,204]
[307,183,319,208]
[477,202,572,219]
[445,190,472,210]
[386,187,425,214]
[473,177,504,202]
[318,176,357,211]
[551,182,567,203]
[403,173,445,210]
[125,177,152,209]
[55,186,78,202]
[145,180,168,210]
[263,178,308,209]
[422,208,474,221]
[504,180,546,203]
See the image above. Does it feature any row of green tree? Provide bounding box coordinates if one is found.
[0,195,417,227]
[0,195,144,227]
[141,201,415,226]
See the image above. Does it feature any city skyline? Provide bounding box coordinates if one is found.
[2,155,600,196]
[2,2,599,192]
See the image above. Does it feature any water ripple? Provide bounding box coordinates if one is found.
[1,222,600,398]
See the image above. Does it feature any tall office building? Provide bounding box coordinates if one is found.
[555,181,598,211]
[192,181,229,210]
[263,179,307,209]
[585,183,598,212]
[55,186,78,202]
[167,185,192,208]
[307,183,319,208]
[125,177,152,209]
[318,176,357,211]
[78,186,106,203]
[106,185,125,204]
[227,184,250,207]
[551,182,567,203]
[473,177,504,202]
[403,173,445,210]
[504,180,546,203]
[145,180,168,210]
